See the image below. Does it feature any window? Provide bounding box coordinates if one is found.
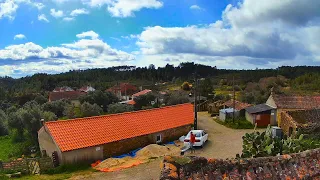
[156,134,162,143]
[202,131,207,136]
[256,114,261,120]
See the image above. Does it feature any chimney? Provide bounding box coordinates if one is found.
[40,119,45,127]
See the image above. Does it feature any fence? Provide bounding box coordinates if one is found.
[0,157,53,175]
[197,100,209,112]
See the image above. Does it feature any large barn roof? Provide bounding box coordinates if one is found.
[49,91,86,102]
[273,95,320,109]
[44,103,194,152]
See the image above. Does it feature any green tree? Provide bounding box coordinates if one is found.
[181,82,191,91]
[63,104,77,119]
[199,78,214,97]
[107,103,134,114]
[80,102,103,117]
[0,109,8,136]
[8,101,57,143]
[34,95,48,105]
[133,94,156,110]
[43,100,69,118]
[79,90,119,111]
[164,91,190,105]
[42,111,58,122]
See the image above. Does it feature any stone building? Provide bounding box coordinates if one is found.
[38,103,193,164]
[266,91,320,126]
[280,109,320,137]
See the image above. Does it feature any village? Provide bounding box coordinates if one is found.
[1,76,320,179]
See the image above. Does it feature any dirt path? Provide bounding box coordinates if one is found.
[72,112,263,180]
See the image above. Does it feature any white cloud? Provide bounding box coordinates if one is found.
[121,34,139,39]
[83,0,163,17]
[50,9,64,18]
[33,2,45,10]
[70,8,89,16]
[0,31,135,77]
[136,0,320,68]
[0,0,46,20]
[14,34,26,40]
[110,37,121,41]
[190,5,204,11]
[38,14,49,22]
[0,0,18,20]
[63,17,74,21]
[223,0,320,27]
[76,31,99,39]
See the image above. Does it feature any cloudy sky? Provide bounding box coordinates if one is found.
[0,0,319,77]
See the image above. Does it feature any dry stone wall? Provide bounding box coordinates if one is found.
[160,148,320,179]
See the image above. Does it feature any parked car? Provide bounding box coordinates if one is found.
[183,130,208,147]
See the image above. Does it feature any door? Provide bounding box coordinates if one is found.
[202,131,208,142]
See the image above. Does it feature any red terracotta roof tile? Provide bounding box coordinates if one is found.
[132,89,152,97]
[106,83,137,95]
[273,95,320,109]
[45,103,194,152]
[49,91,86,101]
[127,100,136,105]
[222,100,251,110]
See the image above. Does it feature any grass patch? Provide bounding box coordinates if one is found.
[42,163,92,175]
[0,136,25,161]
[214,117,254,129]
[18,164,95,180]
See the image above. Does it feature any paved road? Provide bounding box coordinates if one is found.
[72,112,262,180]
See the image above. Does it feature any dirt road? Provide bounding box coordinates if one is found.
[73,112,262,180]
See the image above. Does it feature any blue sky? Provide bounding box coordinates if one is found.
[0,0,319,77]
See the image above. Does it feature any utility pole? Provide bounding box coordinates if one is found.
[125,83,127,100]
[194,71,198,130]
[233,76,235,123]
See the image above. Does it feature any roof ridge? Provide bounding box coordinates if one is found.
[46,103,192,124]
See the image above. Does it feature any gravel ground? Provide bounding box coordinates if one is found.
[72,112,263,180]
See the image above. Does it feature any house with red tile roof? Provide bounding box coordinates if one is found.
[106,83,137,100]
[38,103,193,164]
[53,86,74,92]
[221,100,252,118]
[79,85,95,93]
[48,91,86,102]
[132,89,152,98]
[222,100,252,111]
[266,90,320,126]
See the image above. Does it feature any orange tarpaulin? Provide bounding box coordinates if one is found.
[91,160,101,168]
[94,160,144,172]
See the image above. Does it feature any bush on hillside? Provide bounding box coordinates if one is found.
[107,103,134,114]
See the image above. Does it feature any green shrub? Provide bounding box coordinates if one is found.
[42,163,91,175]
[214,117,254,129]
[239,126,320,158]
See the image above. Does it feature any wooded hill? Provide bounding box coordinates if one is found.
[1,63,320,107]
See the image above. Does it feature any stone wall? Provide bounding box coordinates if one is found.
[1,159,29,174]
[280,111,298,136]
[160,148,320,179]
[0,157,53,174]
[103,125,191,158]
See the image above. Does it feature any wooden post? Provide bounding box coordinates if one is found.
[194,71,198,130]
[233,76,235,123]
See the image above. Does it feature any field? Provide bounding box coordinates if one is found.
[0,136,25,161]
